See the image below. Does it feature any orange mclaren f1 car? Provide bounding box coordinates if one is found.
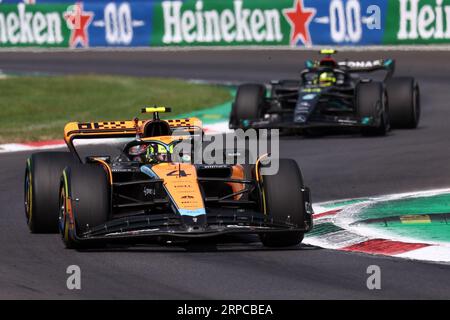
[24,108,313,248]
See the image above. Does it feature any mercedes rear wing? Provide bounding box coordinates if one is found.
[338,59,395,77]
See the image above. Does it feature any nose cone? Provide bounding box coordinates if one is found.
[181,214,207,232]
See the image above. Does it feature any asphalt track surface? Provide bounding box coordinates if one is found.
[1,50,450,299]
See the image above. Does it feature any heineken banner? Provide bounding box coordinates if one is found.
[0,0,448,48]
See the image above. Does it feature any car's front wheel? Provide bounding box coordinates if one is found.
[258,159,308,247]
[229,84,266,129]
[59,164,110,249]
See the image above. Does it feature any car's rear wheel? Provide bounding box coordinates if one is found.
[230,84,266,129]
[258,159,307,247]
[356,81,389,136]
[386,77,420,129]
[59,164,110,249]
[24,152,78,233]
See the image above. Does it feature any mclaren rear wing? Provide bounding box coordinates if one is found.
[63,117,203,149]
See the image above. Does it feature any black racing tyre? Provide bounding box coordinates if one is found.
[59,164,110,249]
[356,81,389,136]
[24,152,79,233]
[230,84,266,128]
[386,77,420,129]
[259,159,306,247]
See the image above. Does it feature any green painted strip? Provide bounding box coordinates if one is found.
[354,192,450,243]
[354,213,450,227]
[359,193,450,220]
[307,222,344,237]
[370,223,450,243]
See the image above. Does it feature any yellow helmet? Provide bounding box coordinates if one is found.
[146,144,171,163]
[319,72,336,86]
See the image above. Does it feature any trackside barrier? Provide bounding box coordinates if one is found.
[0,0,448,48]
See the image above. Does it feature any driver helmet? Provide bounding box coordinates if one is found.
[146,144,169,163]
[128,144,149,162]
[319,72,336,86]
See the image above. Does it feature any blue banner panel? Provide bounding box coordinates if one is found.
[303,0,386,46]
[83,1,154,47]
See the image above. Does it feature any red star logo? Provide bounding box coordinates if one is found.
[64,3,94,48]
[283,0,316,46]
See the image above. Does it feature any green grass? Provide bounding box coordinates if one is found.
[0,75,232,143]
